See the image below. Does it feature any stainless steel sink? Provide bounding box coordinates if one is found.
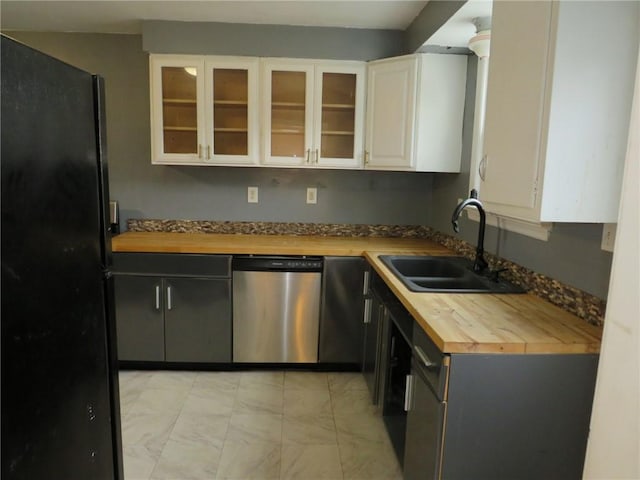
[379,255,525,293]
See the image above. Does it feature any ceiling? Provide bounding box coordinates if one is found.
[0,1,430,33]
[1,0,493,49]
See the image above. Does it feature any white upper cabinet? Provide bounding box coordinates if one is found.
[365,54,467,172]
[481,1,639,223]
[150,54,259,166]
[262,59,365,168]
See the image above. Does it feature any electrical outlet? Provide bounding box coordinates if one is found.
[306,187,317,204]
[601,223,616,252]
[247,186,258,203]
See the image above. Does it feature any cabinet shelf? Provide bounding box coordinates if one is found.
[322,103,356,110]
[322,130,355,136]
[164,126,197,132]
[272,102,305,109]
[272,128,304,134]
[214,100,248,107]
[214,128,248,133]
[163,98,197,105]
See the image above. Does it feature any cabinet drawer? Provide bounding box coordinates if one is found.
[412,322,448,401]
[113,253,231,277]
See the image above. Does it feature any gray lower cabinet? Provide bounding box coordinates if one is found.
[114,275,164,362]
[319,257,366,364]
[164,277,231,363]
[113,253,231,363]
[403,362,446,480]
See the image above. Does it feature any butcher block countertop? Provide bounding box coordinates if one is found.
[111,232,452,256]
[112,232,602,355]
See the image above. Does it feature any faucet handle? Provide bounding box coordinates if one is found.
[470,188,479,199]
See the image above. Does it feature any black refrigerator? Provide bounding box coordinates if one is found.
[1,35,123,479]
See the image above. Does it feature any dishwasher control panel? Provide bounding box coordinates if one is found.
[233,255,323,272]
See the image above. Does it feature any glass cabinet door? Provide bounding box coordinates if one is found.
[151,56,205,164]
[264,63,314,166]
[160,66,199,155]
[314,64,365,168]
[319,72,357,159]
[207,58,259,164]
[212,68,248,156]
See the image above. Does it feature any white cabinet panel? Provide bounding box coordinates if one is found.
[365,54,467,172]
[481,1,638,223]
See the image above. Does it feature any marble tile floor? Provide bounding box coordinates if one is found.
[119,370,402,480]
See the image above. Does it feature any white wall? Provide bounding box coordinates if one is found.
[583,45,640,479]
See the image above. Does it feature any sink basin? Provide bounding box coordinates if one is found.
[379,255,525,294]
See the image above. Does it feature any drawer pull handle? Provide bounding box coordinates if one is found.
[363,298,372,324]
[415,346,436,369]
[404,374,414,411]
[155,285,160,310]
[167,286,172,310]
[362,270,370,295]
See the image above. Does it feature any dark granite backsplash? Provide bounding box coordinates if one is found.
[127,219,606,326]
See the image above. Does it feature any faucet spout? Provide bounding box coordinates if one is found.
[451,190,488,273]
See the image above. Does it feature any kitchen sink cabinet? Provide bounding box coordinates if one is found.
[365,53,467,172]
[113,253,232,364]
[150,54,259,166]
[262,58,366,169]
[318,257,366,365]
[364,270,599,479]
[480,1,638,223]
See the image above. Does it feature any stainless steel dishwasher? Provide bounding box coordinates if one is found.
[232,256,323,363]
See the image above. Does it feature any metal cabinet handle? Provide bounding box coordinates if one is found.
[166,286,172,310]
[404,374,414,411]
[362,270,370,295]
[207,145,211,160]
[155,285,160,310]
[306,148,311,163]
[479,154,487,181]
[315,148,319,164]
[415,346,436,369]
[363,298,372,324]
[198,144,203,159]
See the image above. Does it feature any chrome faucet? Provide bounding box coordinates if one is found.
[451,189,489,273]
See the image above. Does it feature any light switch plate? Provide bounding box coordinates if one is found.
[247,186,258,203]
[306,187,317,204]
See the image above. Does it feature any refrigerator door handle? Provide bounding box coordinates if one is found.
[155,285,160,310]
[166,285,172,310]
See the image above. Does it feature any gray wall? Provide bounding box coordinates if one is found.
[142,20,406,60]
[6,31,434,229]
[431,55,613,299]
[6,29,613,299]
